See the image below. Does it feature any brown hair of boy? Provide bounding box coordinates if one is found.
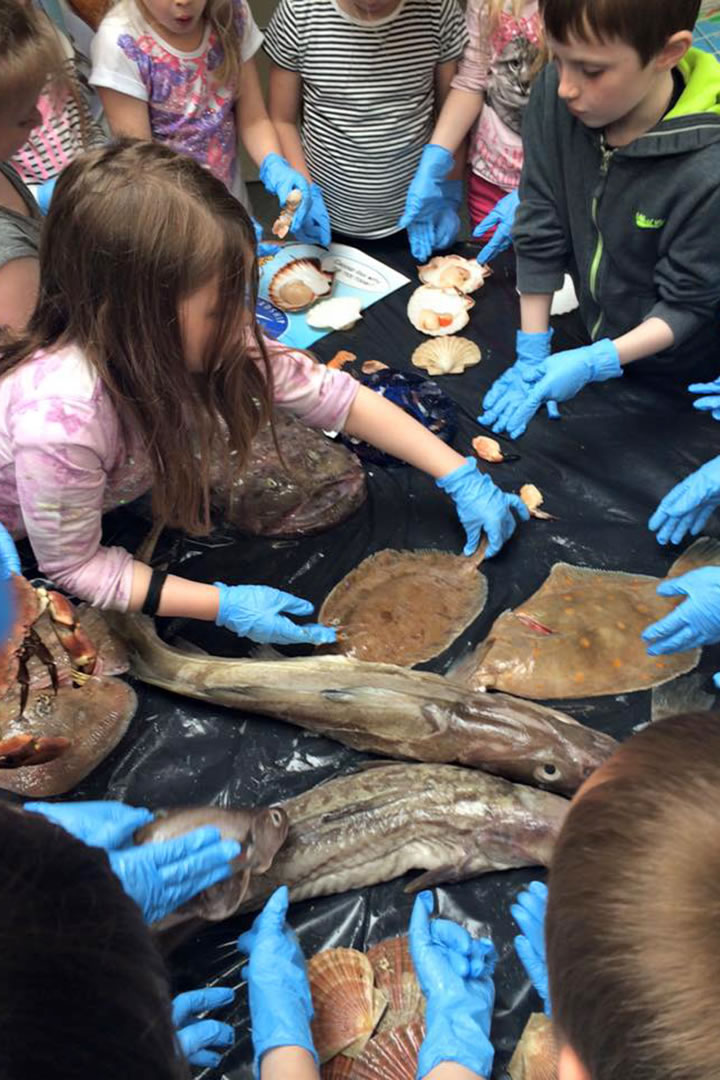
[0,802,190,1079]
[546,711,720,1080]
[0,0,67,104]
[540,0,701,65]
[0,138,274,536]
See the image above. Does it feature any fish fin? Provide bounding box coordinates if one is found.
[237,866,252,903]
[167,636,210,657]
[667,537,720,578]
[404,867,463,893]
[249,644,286,661]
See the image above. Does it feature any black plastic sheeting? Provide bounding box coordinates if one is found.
[14,238,720,1078]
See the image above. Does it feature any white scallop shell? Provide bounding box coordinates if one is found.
[411,336,481,375]
[269,258,334,312]
[306,297,363,331]
[418,255,490,294]
[407,286,474,337]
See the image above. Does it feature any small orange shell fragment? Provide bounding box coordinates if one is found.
[361,360,389,375]
[328,350,356,370]
[472,436,504,463]
[520,484,555,520]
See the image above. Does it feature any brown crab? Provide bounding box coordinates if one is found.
[0,576,137,795]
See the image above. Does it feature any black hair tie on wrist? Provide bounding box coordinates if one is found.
[141,570,168,617]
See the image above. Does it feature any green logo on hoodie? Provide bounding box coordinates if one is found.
[635,211,666,230]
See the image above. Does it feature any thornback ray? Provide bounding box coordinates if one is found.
[318,547,488,666]
[107,611,617,795]
[455,537,720,700]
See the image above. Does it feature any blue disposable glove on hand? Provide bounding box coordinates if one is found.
[410,890,497,1080]
[109,826,241,924]
[472,189,520,264]
[173,987,235,1069]
[511,880,551,1016]
[252,216,280,258]
[236,885,318,1074]
[214,582,336,646]
[648,455,720,547]
[259,154,311,233]
[406,179,462,262]
[480,329,555,427]
[642,567,720,655]
[398,144,455,231]
[24,800,154,849]
[293,183,332,247]
[0,523,20,645]
[689,377,720,421]
[437,457,530,557]
[494,339,622,440]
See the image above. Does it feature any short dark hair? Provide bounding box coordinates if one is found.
[547,712,720,1080]
[0,802,190,1080]
[540,0,701,64]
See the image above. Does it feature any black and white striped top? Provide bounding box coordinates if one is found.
[264,0,467,238]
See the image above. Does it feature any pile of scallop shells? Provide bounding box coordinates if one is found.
[310,936,426,1079]
[407,255,491,338]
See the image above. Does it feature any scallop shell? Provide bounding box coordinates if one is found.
[268,258,334,312]
[508,1013,557,1080]
[366,936,424,1032]
[411,335,480,375]
[407,286,474,336]
[321,1055,355,1080]
[349,1018,426,1080]
[308,948,388,1063]
[307,297,363,331]
[418,255,490,294]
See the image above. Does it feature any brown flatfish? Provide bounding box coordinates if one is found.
[319,548,487,666]
[456,537,720,699]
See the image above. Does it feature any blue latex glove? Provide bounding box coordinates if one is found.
[642,567,720,655]
[689,377,720,421]
[24,800,154,849]
[410,890,496,1080]
[398,144,455,230]
[173,987,235,1069]
[648,456,720,546]
[236,885,317,1074]
[35,175,58,215]
[480,329,555,427]
[251,216,280,258]
[472,189,520,264]
[214,582,336,646]
[494,339,622,440]
[0,522,20,645]
[511,880,551,1016]
[292,183,332,247]
[437,457,530,557]
[109,826,241,924]
[258,153,311,233]
[406,179,462,262]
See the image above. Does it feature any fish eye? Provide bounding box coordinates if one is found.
[535,762,560,781]
[270,808,285,827]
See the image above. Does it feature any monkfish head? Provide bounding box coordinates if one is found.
[135,804,289,926]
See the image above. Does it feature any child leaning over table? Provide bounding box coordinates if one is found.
[263,0,468,251]
[478,0,720,441]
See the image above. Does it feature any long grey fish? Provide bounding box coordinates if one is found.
[240,762,569,910]
[135,805,289,928]
[111,613,616,794]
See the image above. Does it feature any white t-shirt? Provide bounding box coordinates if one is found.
[264,0,467,238]
[90,0,262,201]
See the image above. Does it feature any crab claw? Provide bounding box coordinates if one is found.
[45,592,97,675]
[0,734,71,769]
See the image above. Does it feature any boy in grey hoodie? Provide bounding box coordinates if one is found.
[480,0,720,439]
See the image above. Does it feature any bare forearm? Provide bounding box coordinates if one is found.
[344,384,465,478]
[273,120,310,178]
[129,562,220,619]
[612,316,674,365]
[239,114,283,169]
[432,87,484,155]
[520,292,553,333]
[261,1047,320,1080]
[426,1066,485,1080]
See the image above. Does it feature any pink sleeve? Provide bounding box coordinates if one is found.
[10,396,135,610]
[451,0,492,94]
[261,338,360,430]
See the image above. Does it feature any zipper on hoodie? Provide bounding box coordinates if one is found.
[588,136,615,339]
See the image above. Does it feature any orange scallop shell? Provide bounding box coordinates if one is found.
[308,948,388,1063]
[508,1013,558,1080]
[321,1054,355,1080]
[349,1017,426,1080]
[366,935,424,1032]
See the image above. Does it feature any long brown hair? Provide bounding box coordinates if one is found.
[0,0,71,112]
[547,711,720,1080]
[134,0,244,88]
[0,139,273,534]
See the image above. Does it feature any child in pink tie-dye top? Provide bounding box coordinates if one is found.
[0,140,528,646]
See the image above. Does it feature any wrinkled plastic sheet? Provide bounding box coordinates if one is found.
[12,238,720,1078]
